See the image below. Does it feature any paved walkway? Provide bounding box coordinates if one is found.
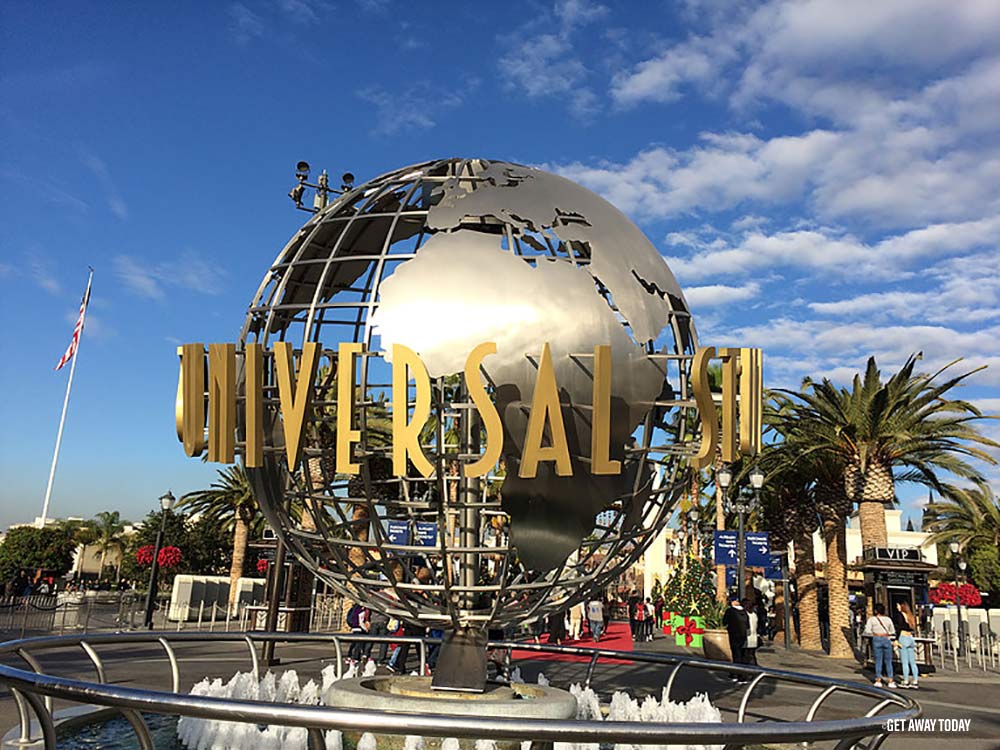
[1,627,997,749]
[635,632,1000,750]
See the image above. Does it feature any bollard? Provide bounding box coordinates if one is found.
[83,597,93,635]
[197,601,205,630]
[210,603,218,632]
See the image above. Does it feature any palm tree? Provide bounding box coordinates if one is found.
[92,511,126,583]
[925,483,1000,552]
[178,465,261,612]
[765,388,860,656]
[757,438,824,651]
[778,355,997,553]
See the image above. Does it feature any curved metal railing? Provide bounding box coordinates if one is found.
[0,630,919,750]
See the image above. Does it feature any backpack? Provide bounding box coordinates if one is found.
[346,604,361,629]
[635,602,646,621]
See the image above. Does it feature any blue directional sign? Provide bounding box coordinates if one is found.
[763,553,783,580]
[386,520,409,546]
[714,531,739,564]
[415,522,438,547]
[745,532,771,567]
[725,567,738,588]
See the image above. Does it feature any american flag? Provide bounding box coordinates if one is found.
[55,284,91,371]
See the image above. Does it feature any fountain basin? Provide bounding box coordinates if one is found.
[326,676,577,720]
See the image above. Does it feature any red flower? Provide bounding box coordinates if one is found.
[158,546,182,568]
[135,545,155,566]
[256,558,269,574]
[931,582,981,606]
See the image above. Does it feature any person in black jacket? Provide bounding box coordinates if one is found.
[722,597,750,681]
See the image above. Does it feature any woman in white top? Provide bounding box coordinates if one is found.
[743,598,760,665]
[863,603,897,688]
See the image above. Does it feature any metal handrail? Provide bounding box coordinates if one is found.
[0,630,920,749]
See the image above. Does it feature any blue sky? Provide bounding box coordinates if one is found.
[2,0,998,530]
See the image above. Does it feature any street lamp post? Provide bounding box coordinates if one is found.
[720,468,764,601]
[949,541,964,656]
[687,508,699,559]
[717,467,732,597]
[143,491,176,630]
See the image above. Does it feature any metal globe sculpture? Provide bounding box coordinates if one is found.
[241,158,699,632]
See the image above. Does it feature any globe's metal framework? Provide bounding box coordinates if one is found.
[239,157,699,631]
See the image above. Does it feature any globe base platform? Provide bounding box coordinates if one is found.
[325,675,577,721]
[431,627,488,692]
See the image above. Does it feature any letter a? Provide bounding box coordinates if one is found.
[519,343,572,478]
[392,344,434,478]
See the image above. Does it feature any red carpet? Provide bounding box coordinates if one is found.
[509,620,635,664]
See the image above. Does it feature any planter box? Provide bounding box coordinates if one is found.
[702,629,732,661]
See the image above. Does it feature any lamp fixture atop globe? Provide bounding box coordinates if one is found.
[240,157,700,649]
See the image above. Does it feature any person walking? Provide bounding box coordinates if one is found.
[864,603,897,688]
[896,624,920,689]
[587,597,604,641]
[633,596,647,642]
[345,603,369,666]
[366,609,390,663]
[548,609,567,645]
[568,601,584,640]
[742,598,759,665]
[722,597,750,682]
[388,620,426,674]
[627,590,640,639]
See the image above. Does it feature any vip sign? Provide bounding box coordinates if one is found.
[176,342,762,477]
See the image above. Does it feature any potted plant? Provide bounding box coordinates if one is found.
[698,599,732,661]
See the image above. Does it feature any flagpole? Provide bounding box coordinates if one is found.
[39,268,93,528]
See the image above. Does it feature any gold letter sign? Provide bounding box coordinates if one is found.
[177,343,207,458]
[691,346,763,468]
[464,342,503,478]
[274,341,320,470]
[392,344,434,478]
[519,343,572,478]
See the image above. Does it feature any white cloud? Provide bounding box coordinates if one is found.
[80,153,127,220]
[497,1,606,117]
[114,252,222,300]
[554,0,608,29]
[27,255,61,295]
[114,256,163,300]
[357,83,463,135]
[563,2,1000,230]
[807,249,1000,324]
[719,317,1000,388]
[228,3,265,44]
[684,282,760,308]
[662,216,1000,282]
[613,35,738,106]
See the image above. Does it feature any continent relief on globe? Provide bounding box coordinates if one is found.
[369,164,677,570]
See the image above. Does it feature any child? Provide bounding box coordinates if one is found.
[896,625,919,689]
